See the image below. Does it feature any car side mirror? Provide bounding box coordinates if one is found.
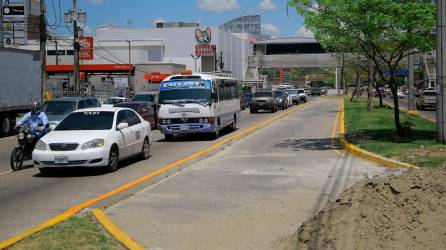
[117,122,129,130]
[141,108,148,113]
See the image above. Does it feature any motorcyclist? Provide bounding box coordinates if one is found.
[16,102,49,139]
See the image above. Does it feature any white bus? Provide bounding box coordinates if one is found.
[158,72,241,141]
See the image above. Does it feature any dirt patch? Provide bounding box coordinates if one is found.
[294,167,446,250]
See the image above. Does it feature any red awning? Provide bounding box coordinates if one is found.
[46,64,134,73]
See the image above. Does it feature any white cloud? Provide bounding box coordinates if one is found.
[258,0,277,11]
[295,26,314,38]
[85,0,103,5]
[261,23,280,35]
[197,0,240,12]
[153,17,166,27]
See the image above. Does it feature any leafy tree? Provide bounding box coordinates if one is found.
[288,0,435,137]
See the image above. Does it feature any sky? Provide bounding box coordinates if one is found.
[45,0,314,38]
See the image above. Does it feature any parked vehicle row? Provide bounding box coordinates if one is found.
[249,87,310,114]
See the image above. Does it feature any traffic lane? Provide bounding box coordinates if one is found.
[0,104,307,241]
[0,136,17,174]
[106,98,385,249]
[383,96,436,121]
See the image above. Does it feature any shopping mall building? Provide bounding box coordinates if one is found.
[32,16,260,93]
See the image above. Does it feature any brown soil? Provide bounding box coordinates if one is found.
[293,167,446,250]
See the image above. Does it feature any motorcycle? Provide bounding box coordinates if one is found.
[10,125,37,171]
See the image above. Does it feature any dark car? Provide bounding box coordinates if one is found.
[274,90,289,110]
[250,90,277,113]
[131,92,158,103]
[42,96,101,129]
[310,88,322,96]
[114,101,157,129]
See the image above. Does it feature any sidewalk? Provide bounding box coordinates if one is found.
[104,99,388,250]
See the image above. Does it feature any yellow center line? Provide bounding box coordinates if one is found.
[0,102,310,249]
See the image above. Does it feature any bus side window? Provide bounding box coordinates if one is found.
[213,80,219,102]
[218,79,226,101]
[229,80,236,99]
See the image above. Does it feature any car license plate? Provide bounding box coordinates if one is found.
[180,124,189,131]
[54,156,68,164]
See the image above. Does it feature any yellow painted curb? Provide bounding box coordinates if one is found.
[383,101,435,123]
[320,95,342,99]
[339,98,419,170]
[92,209,145,250]
[0,103,309,249]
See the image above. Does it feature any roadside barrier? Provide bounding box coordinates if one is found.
[338,98,419,170]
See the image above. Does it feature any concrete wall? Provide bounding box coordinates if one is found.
[134,64,186,92]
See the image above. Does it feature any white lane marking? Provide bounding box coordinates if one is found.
[0,170,12,176]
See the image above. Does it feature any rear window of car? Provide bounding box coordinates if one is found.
[114,103,140,111]
[55,111,114,131]
[132,94,156,102]
[297,89,305,94]
[423,91,436,96]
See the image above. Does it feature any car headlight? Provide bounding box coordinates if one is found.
[276,98,283,103]
[204,118,209,123]
[35,140,47,150]
[18,132,24,140]
[199,118,204,123]
[161,119,166,125]
[166,119,171,124]
[81,139,105,150]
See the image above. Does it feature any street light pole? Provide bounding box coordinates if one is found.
[40,0,47,101]
[127,40,132,92]
[436,0,446,143]
[0,0,4,48]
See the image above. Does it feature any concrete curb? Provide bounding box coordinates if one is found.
[0,103,310,250]
[92,209,145,250]
[339,98,419,170]
[383,101,436,123]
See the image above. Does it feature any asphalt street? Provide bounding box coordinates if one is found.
[106,98,386,249]
[0,102,308,241]
[383,96,436,121]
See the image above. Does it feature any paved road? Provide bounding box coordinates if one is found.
[106,98,386,250]
[383,96,436,121]
[0,103,311,241]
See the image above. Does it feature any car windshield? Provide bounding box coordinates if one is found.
[55,111,114,131]
[114,103,140,111]
[297,89,305,94]
[287,90,297,95]
[274,91,284,97]
[132,94,156,102]
[159,89,211,104]
[424,91,436,96]
[41,101,76,116]
[254,92,272,97]
[104,98,125,104]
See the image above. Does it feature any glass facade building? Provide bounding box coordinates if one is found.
[219,15,261,39]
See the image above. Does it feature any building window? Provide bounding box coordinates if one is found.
[148,47,162,62]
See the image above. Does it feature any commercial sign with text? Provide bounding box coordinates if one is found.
[79,36,94,60]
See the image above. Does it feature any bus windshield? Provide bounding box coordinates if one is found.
[159,89,212,104]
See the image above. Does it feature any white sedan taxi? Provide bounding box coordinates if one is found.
[32,107,152,174]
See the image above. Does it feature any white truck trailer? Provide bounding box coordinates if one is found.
[0,48,41,137]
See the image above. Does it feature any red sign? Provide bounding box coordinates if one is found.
[79,37,94,60]
[195,44,216,56]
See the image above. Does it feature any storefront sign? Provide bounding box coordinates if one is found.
[195,27,212,44]
[195,44,216,56]
[79,36,94,60]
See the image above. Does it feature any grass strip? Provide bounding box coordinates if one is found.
[344,97,446,168]
[8,212,126,250]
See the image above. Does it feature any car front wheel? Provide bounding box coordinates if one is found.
[105,146,119,172]
[140,138,150,160]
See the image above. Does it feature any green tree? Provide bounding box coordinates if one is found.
[288,0,435,137]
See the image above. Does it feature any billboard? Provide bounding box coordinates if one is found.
[2,0,26,45]
[79,36,94,60]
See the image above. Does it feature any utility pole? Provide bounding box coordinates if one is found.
[408,50,416,111]
[367,56,374,111]
[40,0,47,101]
[73,0,80,94]
[65,0,86,95]
[55,38,59,65]
[436,0,446,144]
